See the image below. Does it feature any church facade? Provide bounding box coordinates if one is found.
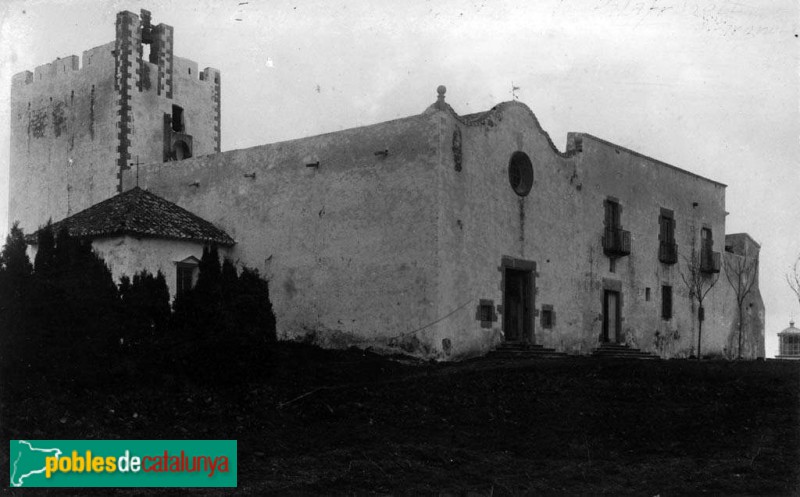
[10,9,765,360]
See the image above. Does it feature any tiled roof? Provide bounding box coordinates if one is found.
[27,187,235,246]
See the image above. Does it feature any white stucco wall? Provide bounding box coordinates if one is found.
[125,113,442,354]
[92,236,230,300]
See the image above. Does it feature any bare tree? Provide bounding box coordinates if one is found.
[786,254,800,310]
[724,250,758,359]
[681,241,720,360]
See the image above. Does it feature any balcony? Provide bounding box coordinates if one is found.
[602,227,631,257]
[700,249,721,274]
[658,241,678,265]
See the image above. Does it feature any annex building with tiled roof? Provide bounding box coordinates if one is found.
[25,187,235,301]
[9,9,765,360]
[27,187,234,246]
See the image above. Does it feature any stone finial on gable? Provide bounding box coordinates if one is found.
[435,85,448,111]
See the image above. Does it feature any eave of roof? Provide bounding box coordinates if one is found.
[26,187,235,247]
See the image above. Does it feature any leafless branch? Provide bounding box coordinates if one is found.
[786,255,800,307]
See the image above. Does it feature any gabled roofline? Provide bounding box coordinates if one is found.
[24,187,235,247]
[431,99,579,160]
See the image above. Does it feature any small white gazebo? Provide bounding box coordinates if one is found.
[777,321,800,359]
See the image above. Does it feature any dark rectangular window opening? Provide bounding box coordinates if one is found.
[480,304,492,322]
[176,265,195,298]
[477,299,496,329]
[603,198,631,258]
[645,287,651,301]
[700,227,721,273]
[541,305,555,329]
[659,211,675,242]
[171,104,185,132]
[605,199,621,229]
[661,285,673,320]
[701,227,714,254]
[658,209,678,264]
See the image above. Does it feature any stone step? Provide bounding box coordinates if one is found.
[591,344,660,360]
[596,343,636,350]
[495,341,544,349]
[489,350,568,359]
[594,347,643,354]
[592,353,659,360]
[489,342,569,359]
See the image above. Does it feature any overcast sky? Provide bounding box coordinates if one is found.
[1,0,797,356]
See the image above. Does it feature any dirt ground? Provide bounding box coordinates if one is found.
[2,343,799,496]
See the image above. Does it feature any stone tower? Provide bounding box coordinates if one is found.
[9,9,221,233]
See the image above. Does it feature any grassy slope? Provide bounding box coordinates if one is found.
[2,344,798,496]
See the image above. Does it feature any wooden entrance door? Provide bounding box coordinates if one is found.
[603,290,621,343]
[504,269,533,342]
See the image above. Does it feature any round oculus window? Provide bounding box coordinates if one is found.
[508,151,533,196]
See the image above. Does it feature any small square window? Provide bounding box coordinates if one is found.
[476,299,496,328]
[541,305,555,329]
[480,304,492,322]
[541,310,553,328]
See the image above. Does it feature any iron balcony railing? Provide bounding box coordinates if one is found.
[659,241,678,265]
[602,227,631,257]
[700,249,721,274]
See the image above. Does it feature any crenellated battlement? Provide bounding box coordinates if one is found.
[12,43,116,89]
[13,55,82,88]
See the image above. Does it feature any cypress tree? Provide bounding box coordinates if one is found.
[0,223,34,376]
[33,221,56,276]
[0,222,33,285]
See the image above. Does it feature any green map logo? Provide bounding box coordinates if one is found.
[10,440,63,487]
[9,440,237,488]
